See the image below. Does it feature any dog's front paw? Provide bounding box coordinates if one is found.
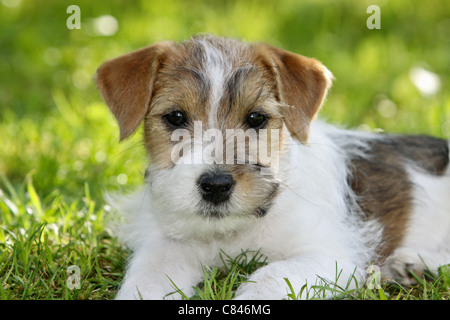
[234,267,290,300]
[115,284,166,300]
[234,281,290,300]
[115,279,192,300]
[383,253,429,286]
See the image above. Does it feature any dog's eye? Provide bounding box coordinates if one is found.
[163,111,188,128]
[246,112,267,129]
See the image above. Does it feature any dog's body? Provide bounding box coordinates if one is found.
[96,35,450,299]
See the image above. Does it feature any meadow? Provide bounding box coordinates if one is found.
[0,0,449,300]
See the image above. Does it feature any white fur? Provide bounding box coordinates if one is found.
[113,126,450,300]
[196,39,232,129]
[112,122,398,300]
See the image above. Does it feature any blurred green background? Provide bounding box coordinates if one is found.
[1,0,449,201]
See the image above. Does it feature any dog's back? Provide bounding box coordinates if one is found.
[329,126,450,284]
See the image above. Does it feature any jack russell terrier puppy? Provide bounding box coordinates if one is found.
[95,35,450,300]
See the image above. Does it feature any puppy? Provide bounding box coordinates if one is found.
[96,35,450,300]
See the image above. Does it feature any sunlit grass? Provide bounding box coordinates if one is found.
[0,176,127,299]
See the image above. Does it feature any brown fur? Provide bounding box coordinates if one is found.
[347,135,449,262]
[95,35,332,151]
[253,43,332,143]
[95,42,174,141]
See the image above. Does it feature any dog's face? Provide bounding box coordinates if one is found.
[96,36,332,235]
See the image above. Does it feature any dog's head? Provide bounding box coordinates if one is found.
[96,35,332,235]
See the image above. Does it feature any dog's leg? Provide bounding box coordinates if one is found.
[115,240,203,300]
[234,255,361,300]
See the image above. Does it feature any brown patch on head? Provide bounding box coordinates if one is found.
[216,57,286,167]
[96,36,333,161]
[143,42,213,169]
[140,36,293,170]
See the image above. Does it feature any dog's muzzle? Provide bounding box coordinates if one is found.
[198,173,234,205]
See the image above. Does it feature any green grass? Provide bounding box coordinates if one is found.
[0,175,126,299]
[1,176,449,300]
[167,250,450,300]
[284,265,450,301]
[1,0,450,300]
[166,250,267,300]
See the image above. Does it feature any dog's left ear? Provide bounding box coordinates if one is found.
[255,44,333,143]
[95,42,173,141]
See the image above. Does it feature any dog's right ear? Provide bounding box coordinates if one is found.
[95,42,173,141]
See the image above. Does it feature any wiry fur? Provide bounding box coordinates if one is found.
[96,35,450,300]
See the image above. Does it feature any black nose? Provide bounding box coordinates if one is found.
[198,173,234,205]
